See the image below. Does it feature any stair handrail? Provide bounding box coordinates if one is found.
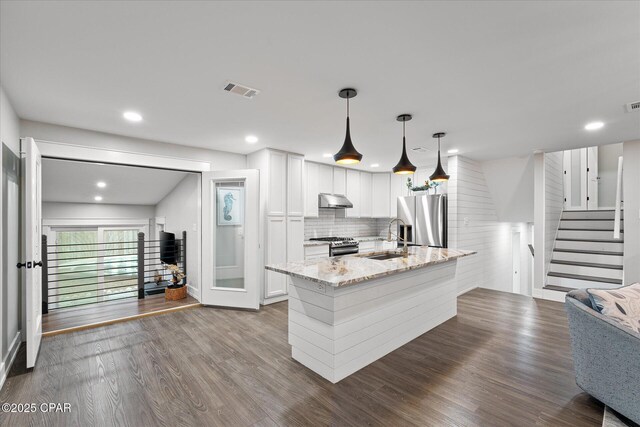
[614,156,623,239]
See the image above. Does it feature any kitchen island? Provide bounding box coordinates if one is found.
[265,246,475,383]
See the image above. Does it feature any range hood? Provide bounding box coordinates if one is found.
[318,193,353,209]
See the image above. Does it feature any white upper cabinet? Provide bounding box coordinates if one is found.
[318,164,333,194]
[359,172,372,218]
[372,173,390,218]
[389,173,406,218]
[304,162,319,217]
[333,167,346,195]
[346,169,360,218]
[287,154,305,217]
[304,162,335,217]
[267,150,287,216]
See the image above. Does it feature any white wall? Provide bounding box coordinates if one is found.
[544,151,564,277]
[0,85,21,389]
[623,140,640,285]
[448,156,531,295]
[598,142,623,208]
[43,202,155,220]
[20,119,246,171]
[481,155,535,223]
[154,174,200,296]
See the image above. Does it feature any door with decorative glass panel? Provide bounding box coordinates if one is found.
[201,170,260,309]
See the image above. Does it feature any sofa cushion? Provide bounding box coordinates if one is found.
[587,283,640,333]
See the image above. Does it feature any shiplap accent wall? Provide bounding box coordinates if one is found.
[448,156,516,294]
[544,151,564,276]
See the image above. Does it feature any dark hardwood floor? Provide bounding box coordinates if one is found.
[42,294,201,335]
[0,288,603,426]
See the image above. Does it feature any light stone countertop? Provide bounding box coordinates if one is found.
[303,240,331,247]
[303,236,385,247]
[266,246,476,287]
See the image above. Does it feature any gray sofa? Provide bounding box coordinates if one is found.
[565,289,640,424]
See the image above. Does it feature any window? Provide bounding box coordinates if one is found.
[49,226,143,309]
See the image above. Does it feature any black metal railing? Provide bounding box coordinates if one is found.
[42,231,187,312]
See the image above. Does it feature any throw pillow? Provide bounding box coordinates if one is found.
[587,283,640,334]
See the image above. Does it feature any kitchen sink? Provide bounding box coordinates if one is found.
[366,253,405,261]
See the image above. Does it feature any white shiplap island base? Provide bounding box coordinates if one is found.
[265,247,475,383]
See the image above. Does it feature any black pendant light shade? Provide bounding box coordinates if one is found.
[392,114,417,175]
[429,132,450,182]
[333,88,363,165]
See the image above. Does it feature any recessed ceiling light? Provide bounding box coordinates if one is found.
[323,153,333,158]
[97,181,106,188]
[371,163,380,168]
[585,121,604,131]
[123,111,142,122]
[94,196,103,201]
[447,149,459,154]
[245,135,258,143]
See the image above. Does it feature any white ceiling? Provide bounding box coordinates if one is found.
[42,158,191,205]
[1,1,639,171]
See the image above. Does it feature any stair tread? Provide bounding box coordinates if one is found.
[550,260,623,270]
[558,228,621,232]
[556,238,623,243]
[553,248,623,256]
[561,218,623,221]
[547,272,622,284]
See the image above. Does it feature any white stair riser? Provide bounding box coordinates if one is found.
[562,211,621,220]
[549,263,623,280]
[560,220,622,230]
[556,229,621,240]
[553,251,623,266]
[546,275,621,290]
[554,240,623,252]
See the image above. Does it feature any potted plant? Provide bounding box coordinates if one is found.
[163,263,187,300]
[407,178,441,195]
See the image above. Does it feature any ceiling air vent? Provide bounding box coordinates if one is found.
[411,147,432,153]
[223,81,260,99]
[625,101,640,113]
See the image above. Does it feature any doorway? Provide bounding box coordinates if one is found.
[563,143,623,211]
[512,231,521,294]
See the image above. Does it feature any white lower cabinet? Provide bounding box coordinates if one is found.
[304,244,330,260]
[265,216,287,299]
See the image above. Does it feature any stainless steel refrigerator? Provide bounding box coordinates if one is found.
[397,194,447,247]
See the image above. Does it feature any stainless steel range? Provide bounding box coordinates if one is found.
[309,237,359,257]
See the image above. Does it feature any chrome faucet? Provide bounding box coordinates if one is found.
[387,218,409,257]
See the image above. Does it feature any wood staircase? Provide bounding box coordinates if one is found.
[545,209,623,291]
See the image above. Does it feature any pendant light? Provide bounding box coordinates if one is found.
[333,88,363,165]
[392,114,417,175]
[429,132,450,182]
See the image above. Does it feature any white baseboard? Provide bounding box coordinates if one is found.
[261,294,289,305]
[0,330,22,391]
[532,288,566,303]
[458,286,478,297]
[186,284,199,301]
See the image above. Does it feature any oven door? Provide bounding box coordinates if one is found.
[330,245,359,257]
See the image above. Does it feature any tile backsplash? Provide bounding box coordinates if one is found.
[304,209,390,240]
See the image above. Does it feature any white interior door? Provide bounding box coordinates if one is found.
[21,137,43,368]
[563,148,587,210]
[201,170,260,309]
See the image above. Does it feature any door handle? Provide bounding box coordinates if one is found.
[17,262,27,269]
[33,261,43,268]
